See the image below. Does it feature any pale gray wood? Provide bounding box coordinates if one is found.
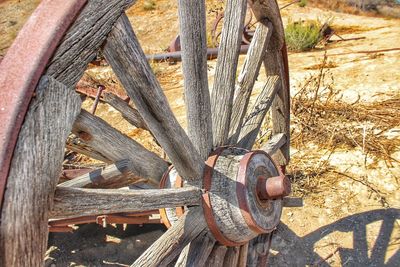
[248,0,285,52]
[229,21,273,145]
[0,76,81,266]
[132,207,207,267]
[223,247,240,267]
[211,0,247,147]
[50,186,201,219]
[267,52,290,166]
[103,13,203,184]
[58,159,157,189]
[45,0,137,87]
[177,0,212,160]
[66,140,112,163]
[72,109,168,184]
[205,244,228,267]
[261,133,287,155]
[237,75,280,150]
[102,92,148,130]
[175,231,216,267]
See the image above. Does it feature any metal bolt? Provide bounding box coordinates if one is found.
[256,175,291,200]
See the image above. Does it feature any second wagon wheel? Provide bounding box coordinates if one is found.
[0,0,290,266]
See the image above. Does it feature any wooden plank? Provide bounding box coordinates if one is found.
[267,51,290,165]
[0,76,81,266]
[223,246,240,267]
[205,244,228,267]
[103,13,203,184]
[229,21,273,145]
[58,159,157,189]
[211,0,247,147]
[132,207,207,267]
[237,75,280,149]
[175,231,215,267]
[72,109,169,184]
[248,0,285,52]
[102,92,148,130]
[261,133,287,155]
[177,0,213,160]
[65,141,111,163]
[45,0,137,87]
[50,186,201,219]
[238,244,249,267]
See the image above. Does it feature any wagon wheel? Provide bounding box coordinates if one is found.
[0,0,290,266]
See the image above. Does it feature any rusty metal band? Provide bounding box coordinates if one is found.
[159,165,174,228]
[0,0,87,211]
[202,147,246,247]
[237,150,282,234]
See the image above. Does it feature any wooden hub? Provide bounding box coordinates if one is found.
[161,147,290,246]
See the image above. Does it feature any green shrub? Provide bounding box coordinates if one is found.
[299,0,308,7]
[285,19,322,51]
[143,0,156,11]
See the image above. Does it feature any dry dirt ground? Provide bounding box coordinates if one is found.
[0,0,399,266]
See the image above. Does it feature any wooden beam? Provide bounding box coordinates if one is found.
[238,244,249,267]
[58,159,157,189]
[211,0,247,147]
[205,244,228,267]
[177,0,213,160]
[65,141,111,163]
[72,109,169,184]
[248,0,285,52]
[50,186,201,219]
[229,21,273,145]
[175,231,215,267]
[45,0,137,87]
[223,247,240,267]
[267,51,290,165]
[237,75,280,149]
[132,207,207,267]
[103,13,203,184]
[0,76,81,266]
[261,133,287,155]
[102,92,148,130]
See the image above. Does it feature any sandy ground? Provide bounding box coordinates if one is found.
[0,0,399,266]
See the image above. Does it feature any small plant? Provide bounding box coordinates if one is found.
[299,0,308,7]
[285,19,322,51]
[143,0,156,11]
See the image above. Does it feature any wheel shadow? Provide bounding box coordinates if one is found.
[269,208,400,266]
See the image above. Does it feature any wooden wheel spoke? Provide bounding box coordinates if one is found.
[211,0,248,147]
[175,231,215,267]
[206,244,228,267]
[177,0,213,160]
[230,21,273,145]
[102,92,149,131]
[132,207,207,267]
[72,109,168,184]
[58,159,155,189]
[103,13,203,183]
[50,186,201,219]
[237,75,280,149]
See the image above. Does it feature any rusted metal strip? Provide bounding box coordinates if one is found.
[0,0,87,211]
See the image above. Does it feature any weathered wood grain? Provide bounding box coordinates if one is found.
[132,207,207,267]
[205,244,228,267]
[238,244,249,267]
[102,92,148,130]
[237,75,280,149]
[223,246,240,267]
[248,0,285,51]
[267,51,290,166]
[58,159,156,189]
[0,76,81,266]
[229,21,273,145]
[103,13,203,184]
[261,133,286,155]
[66,140,112,163]
[211,0,247,147]
[45,0,137,87]
[175,231,216,267]
[177,0,213,160]
[50,186,201,219]
[72,109,168,184]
